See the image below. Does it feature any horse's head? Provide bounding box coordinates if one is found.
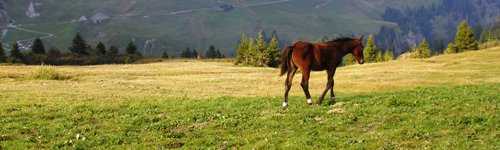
[351,36,365,64]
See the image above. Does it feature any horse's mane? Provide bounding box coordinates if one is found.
[327,37,355,43]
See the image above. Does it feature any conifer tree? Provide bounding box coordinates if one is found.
[453,20,479,52]
[0,42,6,63]
[10,43,22,63]
[216,49,223,58]
[265,32,280,67]
[126,41,138,55]
[32,38,46,54]
[255,31,267,66]
[416,39,432,58]
[235,33,249,64]
[363,35,378,63]
[191,49,198,58]
[69,33,89,55]
[181,48,190,58]
[47,47,62,59]
[383,49,394,61]
[108,46,119,56]
[162,51,169,59]
[96,42,106,56]
[247,39,257,65]
[376,51,384,62]
[342,54,356,66]
[205,45,218,58]
[445,43,458,54]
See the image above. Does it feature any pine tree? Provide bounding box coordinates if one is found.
[126,41,138,55]
[363,35,378,63]
[255,31,267,66]
[32,38,46,54]
[265,32,280,67]
[162,51,169,59]
[0,42,6,63]
[383,49,394,61]
[453,20,479,52]
[108,46,119,56]
[235,33,249,64]
[10,43,22,63]
[215,49,223,58]
[375,50,384,62]
[342,54,356,66]
[247,39,257,65]
[69,33,89,55]
[445,43,458,54]
[191,49,198,59]
[416,39,432,58]
[47,47,62,59]
[181,48,191,58]
[479,29,492,43]
[96,42,106,56]
[205,45,217,58]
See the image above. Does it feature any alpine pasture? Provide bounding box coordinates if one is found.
[0,47,499,149]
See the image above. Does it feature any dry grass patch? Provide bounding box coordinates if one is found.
[0,47,499,100]
[29,65,72,80]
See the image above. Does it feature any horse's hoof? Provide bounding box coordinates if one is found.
[329,97,337,105]
[307,98,313,105]
[282,102,289,108]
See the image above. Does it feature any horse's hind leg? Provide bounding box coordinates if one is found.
[300,69,313,105]
[283,68,297,108]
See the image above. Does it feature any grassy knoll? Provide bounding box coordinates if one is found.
[0,47,499,149]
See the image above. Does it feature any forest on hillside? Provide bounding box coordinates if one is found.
[375,0,500,55]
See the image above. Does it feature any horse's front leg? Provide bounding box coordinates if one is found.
[318,70,335,105]
[329,79,336,105]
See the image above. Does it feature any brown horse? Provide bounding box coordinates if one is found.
[280,36,365,108]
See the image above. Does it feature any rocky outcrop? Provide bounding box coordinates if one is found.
[0,0,9,40]
[90,12,110,24]
[0,0,9,27]
[26,0,40,18]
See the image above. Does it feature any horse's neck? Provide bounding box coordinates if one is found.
[334,44,350,58]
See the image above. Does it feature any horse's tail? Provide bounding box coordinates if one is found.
[280,45,294,76]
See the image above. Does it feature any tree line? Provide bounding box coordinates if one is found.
[234,31,281,67]
[0,33,142,65]
[352,20,490,66]
[378,0,498,53]
[177,45,225,59]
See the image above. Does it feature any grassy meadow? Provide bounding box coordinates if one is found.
[0,47,499,149]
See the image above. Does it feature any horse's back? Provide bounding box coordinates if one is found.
[291,41,325,70]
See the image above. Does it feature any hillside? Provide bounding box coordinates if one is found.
[0,47,499,148]
[0,0,445,56]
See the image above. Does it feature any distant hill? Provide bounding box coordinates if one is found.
[0,0,497,57]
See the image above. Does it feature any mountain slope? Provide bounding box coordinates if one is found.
[0,0,492,56]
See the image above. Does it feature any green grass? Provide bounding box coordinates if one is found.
[0,84,498,149]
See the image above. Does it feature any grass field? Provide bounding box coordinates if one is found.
[0,47,499,149]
